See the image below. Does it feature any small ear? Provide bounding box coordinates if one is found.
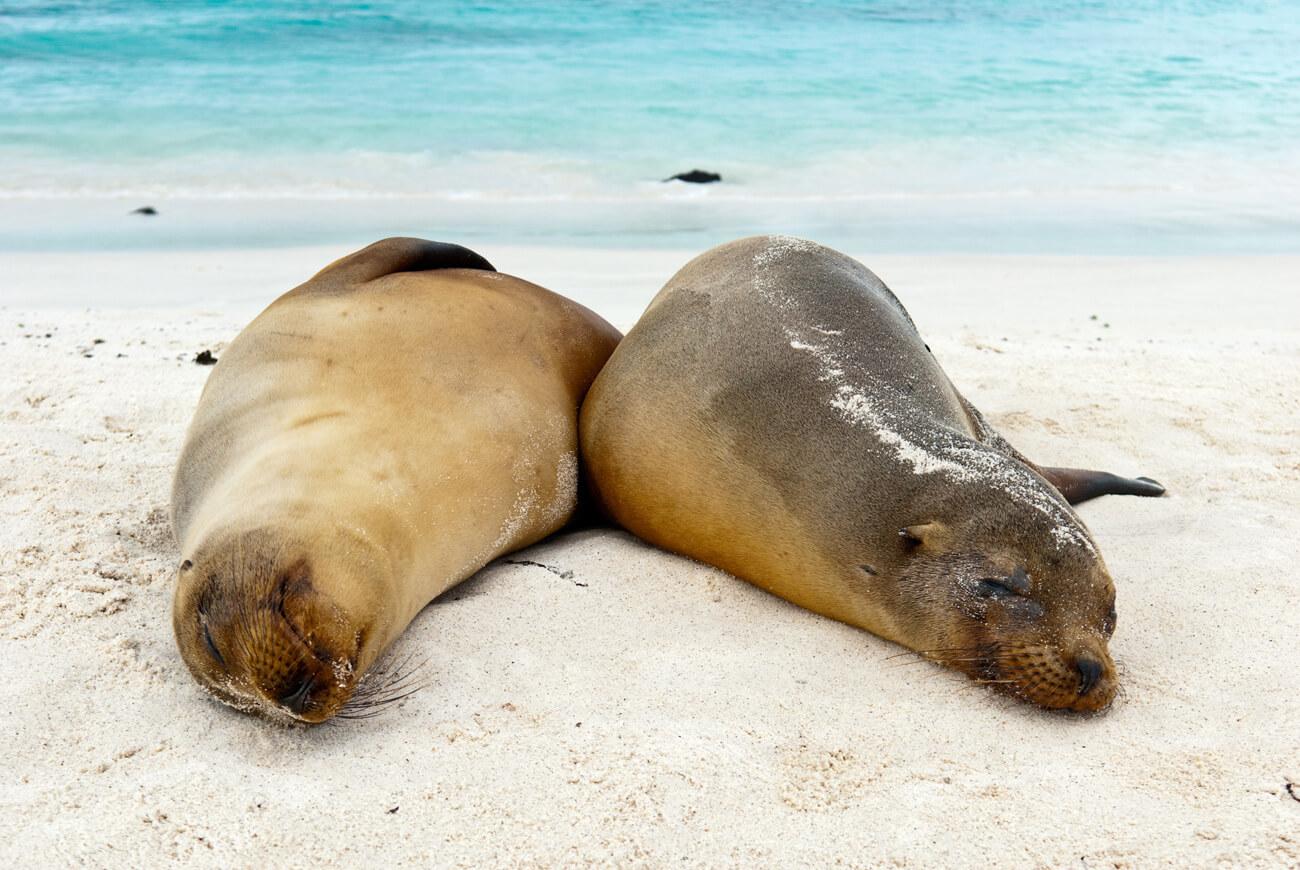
[899,522,948,552]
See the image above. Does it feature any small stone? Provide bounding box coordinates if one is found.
[663,169,722,184]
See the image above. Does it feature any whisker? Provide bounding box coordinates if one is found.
[352,654,427,701]
[336,650,432,722]
[886,658,944,668]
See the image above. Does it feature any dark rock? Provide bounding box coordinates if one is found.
[194,350,217,365]
[663,169,721,184]
[131,206,158,216]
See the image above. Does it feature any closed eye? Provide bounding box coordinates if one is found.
[976,578,1020,599]
[975,567,1032,599]
[202,620,226,668]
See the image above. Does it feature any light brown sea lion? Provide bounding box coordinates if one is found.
[171,238,620,723]
[579,235,1163,712]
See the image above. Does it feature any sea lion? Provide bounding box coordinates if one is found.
[579,235,1163,712]
[171,237,620,724]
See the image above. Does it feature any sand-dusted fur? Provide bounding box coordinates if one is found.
[172,238,620,723]
[581,236,1160,712]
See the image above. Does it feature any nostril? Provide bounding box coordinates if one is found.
[1075,656,1103,696]
[278,674,316,714]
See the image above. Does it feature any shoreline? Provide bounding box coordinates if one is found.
[2,248,1298,865]
[4,195,1299,257]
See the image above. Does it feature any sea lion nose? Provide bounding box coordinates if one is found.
[278,673,316,714]
[1075,656,1103,696]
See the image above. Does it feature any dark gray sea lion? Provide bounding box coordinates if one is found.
[579,235,1163,712]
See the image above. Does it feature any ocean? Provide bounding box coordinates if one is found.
[2,0,1297,252]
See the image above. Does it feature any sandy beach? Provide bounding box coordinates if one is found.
[2,246,1298,866]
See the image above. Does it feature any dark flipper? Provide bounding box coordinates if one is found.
[1038,467,1166,506]
[308,237,495,288]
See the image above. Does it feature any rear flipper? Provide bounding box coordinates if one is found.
[1038,467,1166,506]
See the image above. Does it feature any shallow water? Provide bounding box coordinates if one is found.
[2,1,1297,251]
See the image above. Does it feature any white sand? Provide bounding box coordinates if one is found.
[2,246,1298,866]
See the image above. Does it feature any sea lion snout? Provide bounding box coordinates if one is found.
[1065,644,1117,712]
[261,565,364,721]
[173,536,376,723]
[188,575,361,723]
[994,641,1116,712]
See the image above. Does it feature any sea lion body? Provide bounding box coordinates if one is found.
[581,236,1159,712]
[172,238,620,723]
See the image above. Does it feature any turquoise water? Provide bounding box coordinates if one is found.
[2,1,1298,251]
